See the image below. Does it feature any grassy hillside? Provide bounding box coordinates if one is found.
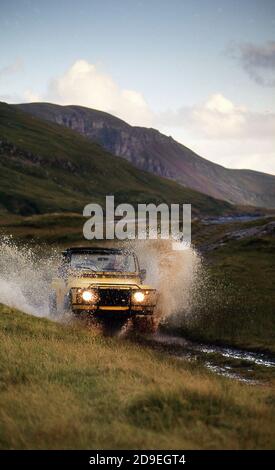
[0,304,274,450]
[0,102,233,216]
[0,212,86,244]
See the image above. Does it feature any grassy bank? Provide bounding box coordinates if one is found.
[0,304,274,449]
[182,217,275,353]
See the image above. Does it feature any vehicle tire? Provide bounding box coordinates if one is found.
[99,317,129,336]
[132,315,158,334]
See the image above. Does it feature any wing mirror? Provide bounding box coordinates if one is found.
[140,268,146,281]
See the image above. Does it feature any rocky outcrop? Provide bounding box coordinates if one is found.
[0,137,78,173]
[200,219,275,252]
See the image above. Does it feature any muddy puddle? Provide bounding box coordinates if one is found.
[132,333,275,384]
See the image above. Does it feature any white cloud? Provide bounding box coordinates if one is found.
[189,94,247,138]
[157,93,275,140]
[25,59,153,126]
[157,93,275,175]
[24,90,42,102]
[184,137,275,174]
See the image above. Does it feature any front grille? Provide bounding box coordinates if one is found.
[99,288,130,307]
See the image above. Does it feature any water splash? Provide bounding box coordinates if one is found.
[0,237,202,322]
[0,236,59,316]
[125,239,202,322]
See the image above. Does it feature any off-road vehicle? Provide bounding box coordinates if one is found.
[49,247,158,332]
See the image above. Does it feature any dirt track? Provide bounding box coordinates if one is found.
[129,331,275,384]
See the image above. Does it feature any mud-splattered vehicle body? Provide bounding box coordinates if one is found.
[49,248,157,328]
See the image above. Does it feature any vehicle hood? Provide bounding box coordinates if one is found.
[66,274,143,289]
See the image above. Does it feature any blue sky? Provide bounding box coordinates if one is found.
[1,0,275,173]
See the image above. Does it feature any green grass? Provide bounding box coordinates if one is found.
[175,218,275,353]
[0,304,274,450]
[0,212,86,244]
[0,102,233,216]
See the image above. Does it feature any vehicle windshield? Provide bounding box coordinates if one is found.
[70,253,136,273]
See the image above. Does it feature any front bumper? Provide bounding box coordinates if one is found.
[70,286,157,316]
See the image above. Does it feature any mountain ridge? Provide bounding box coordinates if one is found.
[0,101,233,217]
[16,102,275,209]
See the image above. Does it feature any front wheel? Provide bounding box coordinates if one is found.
[98,317,129,336]
[132,315,158,334]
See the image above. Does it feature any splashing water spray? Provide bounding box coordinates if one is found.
[0,236,59,317]
[0,235,202,325]
[124,238,202,324]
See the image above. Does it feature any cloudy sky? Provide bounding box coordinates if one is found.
[1,0,274,174]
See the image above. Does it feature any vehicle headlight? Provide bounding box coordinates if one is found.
[133,291,145,303]
[81,290,98,303]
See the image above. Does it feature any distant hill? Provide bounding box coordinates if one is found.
[16,102,275,209]
[0,102,233,216]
